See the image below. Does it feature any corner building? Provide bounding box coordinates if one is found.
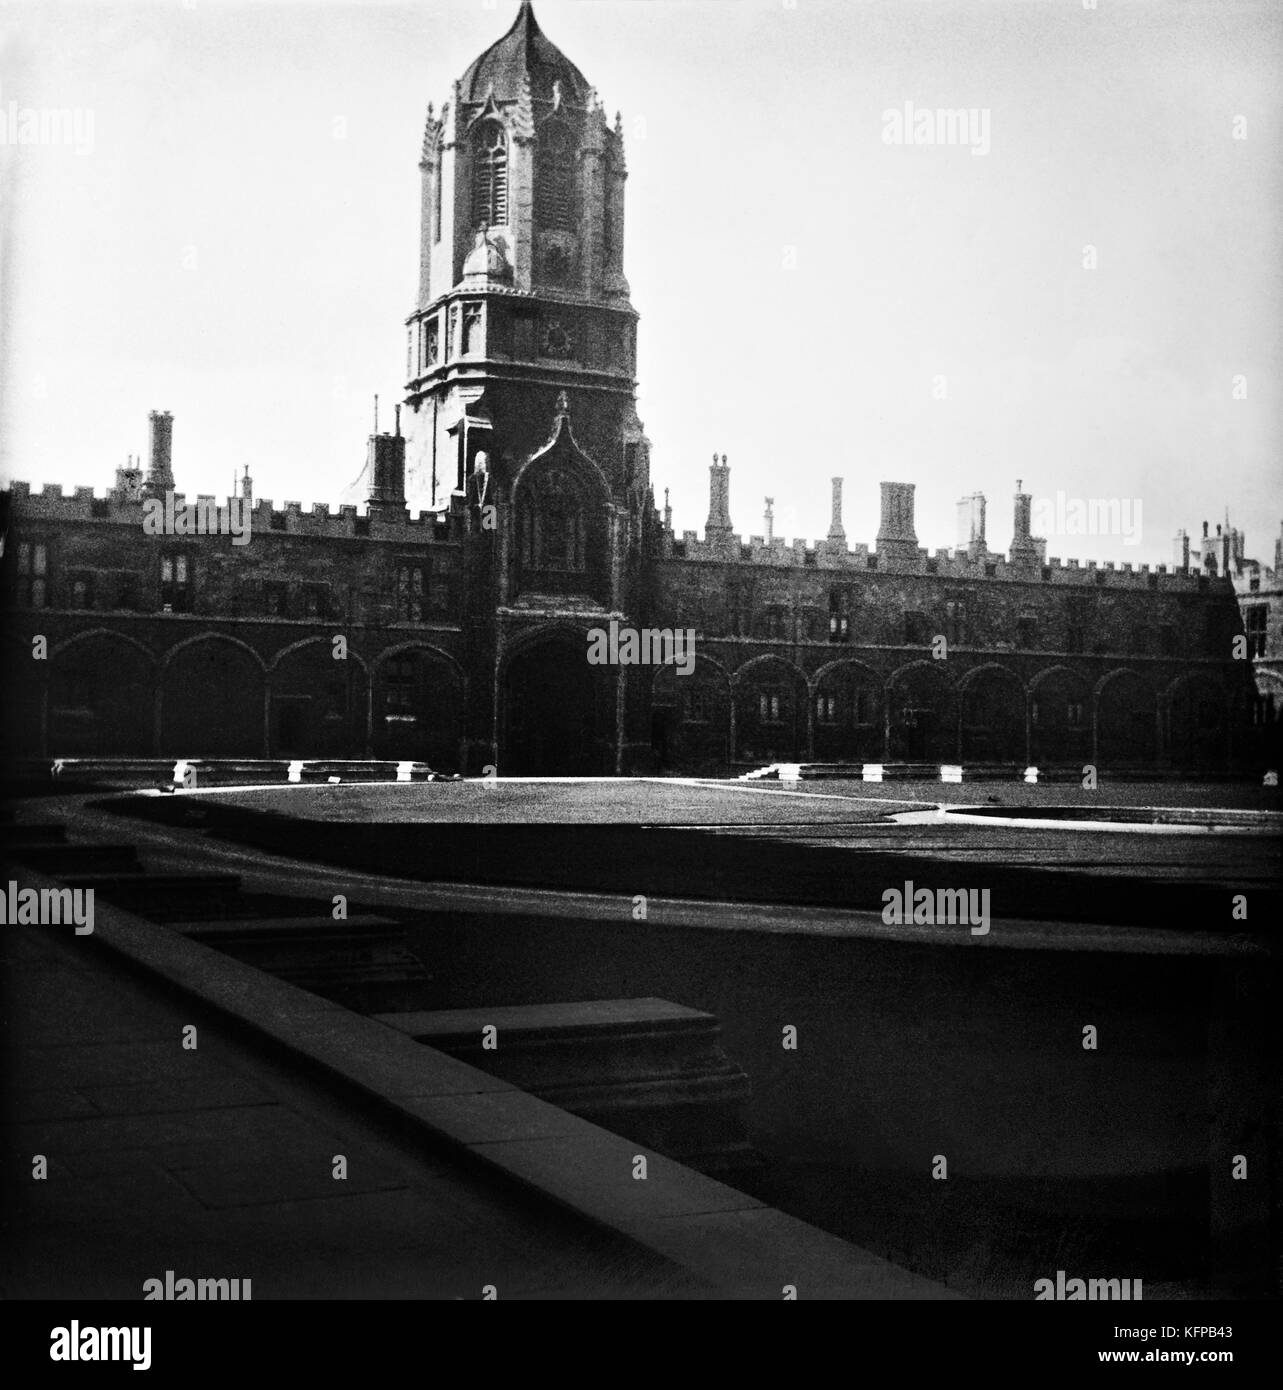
[0,4,1270,775]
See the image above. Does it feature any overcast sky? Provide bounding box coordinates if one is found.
[2,0,1281,565]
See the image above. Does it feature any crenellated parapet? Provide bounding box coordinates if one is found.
[2,482,468,546]
[659,470,1218,591]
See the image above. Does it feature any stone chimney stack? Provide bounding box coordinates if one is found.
[145,410,174,498]
[876,481,918,566]
[1008,479,1045,566]
[956,492,986,558]
[1173,528,1190,572]
[764,497,774,545]
[663,487,672,532]
[366,426,407,521]
[827,477,846,547]
[705,453,732,537]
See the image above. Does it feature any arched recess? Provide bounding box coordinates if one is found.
[269,637,371,759]
[1094,668,1158,766]
[885,661,957,761]
[1251,669,1283,768]
[372,642,465,770]
[1,630,47,759]
[160,634,267,757]
[47,629,156,756]
[499,624,615,775]
[511,417,612,606]
[958,664,1026,763]
[652,655,732,771]
[732,655,808,763]
[1164,672,1227,769]
[811,659,883,762]
[1029,665,1091,765]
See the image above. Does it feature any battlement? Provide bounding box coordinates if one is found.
[658,523,1213,590]
[2,480,465,544]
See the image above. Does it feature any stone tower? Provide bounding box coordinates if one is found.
[403,0,646,525]
[402,2,654,775]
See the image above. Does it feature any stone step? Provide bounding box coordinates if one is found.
[56,871,245,918]
[180,914,427,1010]
[176,913,403,938]
[374,998,755,1173]
[12,843,141,874]
[2,823,68,847]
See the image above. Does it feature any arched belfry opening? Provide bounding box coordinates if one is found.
[471,118,509,228]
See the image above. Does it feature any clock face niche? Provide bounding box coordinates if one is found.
[541,320,575,359]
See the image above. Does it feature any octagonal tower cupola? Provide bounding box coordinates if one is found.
[415,0,630,305]
[459,0,588,106]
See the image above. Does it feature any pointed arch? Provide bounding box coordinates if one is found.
[1164,670,1229,768]
[512,416,612,604]
[885,659,957,761]
[371,641,466,770]
[1094,667,1158,766]
[811,658,883,761]
[471,117,509,228]
[269,636,372,759]
[269,634,369,676]
[652,654,732,773]
[159,631,267,672]
[957,663,1026,763]
[159,633,267,757]
[732,655,808,763]
[1029,664,1090,764]
[51,626,156,664]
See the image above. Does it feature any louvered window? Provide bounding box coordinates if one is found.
[472,122,508,228]
[537,126,575,231]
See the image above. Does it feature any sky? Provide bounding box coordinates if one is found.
[2,0,1281,566]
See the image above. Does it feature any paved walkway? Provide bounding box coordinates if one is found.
[0,920,704,1300]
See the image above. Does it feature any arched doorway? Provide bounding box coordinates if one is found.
[501,633,612,775]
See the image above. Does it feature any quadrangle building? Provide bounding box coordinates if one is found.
[2,3,1278,776]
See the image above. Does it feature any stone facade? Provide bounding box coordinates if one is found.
[0,3,1273,775]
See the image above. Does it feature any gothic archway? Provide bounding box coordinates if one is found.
[500,630,614,775]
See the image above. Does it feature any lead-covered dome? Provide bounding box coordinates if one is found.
[459,1,588,106]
